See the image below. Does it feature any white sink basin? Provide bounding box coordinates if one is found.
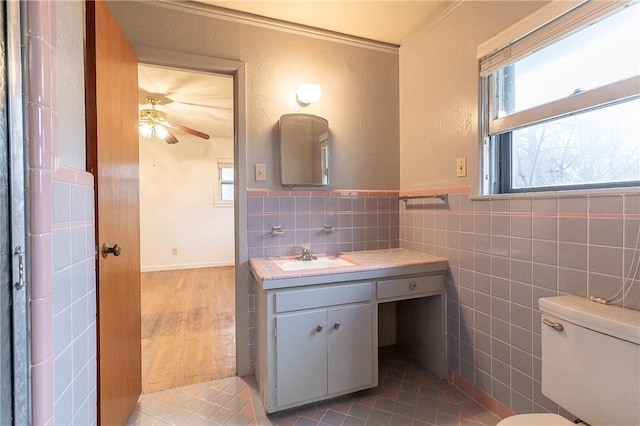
[273,256,354,272]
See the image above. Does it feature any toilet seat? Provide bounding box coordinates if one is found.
[497,413,575,425]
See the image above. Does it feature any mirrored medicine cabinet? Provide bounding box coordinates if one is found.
[279,113,329,186]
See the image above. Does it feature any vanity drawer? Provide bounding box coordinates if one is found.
[377,275,443,300]
[275,282,373,313]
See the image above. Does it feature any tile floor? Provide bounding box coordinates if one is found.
[127,347,502,426]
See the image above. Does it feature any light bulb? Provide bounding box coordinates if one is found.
[139,122,153,138]
[154,124,168,139]
[296,83,322,106]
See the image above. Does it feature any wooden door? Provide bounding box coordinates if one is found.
[85,1,141,424]
[275,310,327,407]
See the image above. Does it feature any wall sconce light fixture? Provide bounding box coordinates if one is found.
[296,83,322,106]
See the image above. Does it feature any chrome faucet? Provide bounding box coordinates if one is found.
[297,243,317,261]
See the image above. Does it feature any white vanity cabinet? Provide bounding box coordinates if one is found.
[251,248,449,415]
[256,281,377,413]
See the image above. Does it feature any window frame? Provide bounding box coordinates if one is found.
[479,0,640,195]
[216,158,234,206]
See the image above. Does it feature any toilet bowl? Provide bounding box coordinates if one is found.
[495,295,640,426]
[497,413,574,425]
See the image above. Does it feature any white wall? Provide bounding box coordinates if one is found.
[139,133,235,271]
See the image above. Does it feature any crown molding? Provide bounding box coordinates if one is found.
[146,0,400,54]
[400,0,464,48]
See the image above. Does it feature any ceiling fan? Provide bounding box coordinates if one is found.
[138,96,211,144]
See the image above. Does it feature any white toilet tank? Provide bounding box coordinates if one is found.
[540,295,640,426]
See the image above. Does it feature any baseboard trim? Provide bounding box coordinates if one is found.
[447,368,515,420]
[141,261,234,272]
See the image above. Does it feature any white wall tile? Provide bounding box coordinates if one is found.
[53,181,71,224]
[71,295,88,341]
[52,182,97,424]
[52,228,71,272]
[70,225,87,264]
[71,184,86,221]
[53,384,73,425]
[52,267,72,315]
[73,330,89,378]
[53,346,73,398]
[53,306,72,357]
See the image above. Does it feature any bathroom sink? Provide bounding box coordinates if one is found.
[273,256,354,272]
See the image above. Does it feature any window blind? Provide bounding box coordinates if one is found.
[479,0,632,77]
[217,158,234,169]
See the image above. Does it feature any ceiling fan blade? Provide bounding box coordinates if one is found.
[164,130,179,144]
[165,121,211,140]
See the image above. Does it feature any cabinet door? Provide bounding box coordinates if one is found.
[276,310,327,407]
[327,304,373,394]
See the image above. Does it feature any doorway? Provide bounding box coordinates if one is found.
[137,64,237,393]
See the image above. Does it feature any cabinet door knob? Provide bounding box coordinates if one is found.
[316,325,323,332]
[409,282,417,290]
[334,322,341,330]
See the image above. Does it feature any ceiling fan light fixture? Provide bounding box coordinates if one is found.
[137,96,210,143]
[154,124,168,140]
[139,121,153,138]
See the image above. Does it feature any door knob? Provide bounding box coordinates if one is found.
[315,325,323,333]
[101,243,122,258]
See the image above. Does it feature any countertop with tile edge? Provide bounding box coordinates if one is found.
[250,248,449,290]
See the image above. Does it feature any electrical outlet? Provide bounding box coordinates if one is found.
[456,157,467,177]
[172,248,178,255]
[255,164,266,181]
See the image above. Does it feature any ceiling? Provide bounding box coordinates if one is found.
[196,1,451,45]
[138,64,234,143]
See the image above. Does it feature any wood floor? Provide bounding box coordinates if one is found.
[140,266,236,394]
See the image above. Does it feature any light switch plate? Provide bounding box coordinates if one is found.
[255,163,267,181]
[456,157,467,177]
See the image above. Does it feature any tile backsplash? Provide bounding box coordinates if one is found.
[247,189,400,258]
[399,187,640,415]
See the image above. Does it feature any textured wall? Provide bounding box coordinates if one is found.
[108,1,400,191]
[55,0,86,170]
[399,1,545,191]
[399,0,640,420]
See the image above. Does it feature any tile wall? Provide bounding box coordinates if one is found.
[52,172,97,425]
[27,1,98,424]
[26,1,56,423]
[399,186,640,416]
[247,189,400,258]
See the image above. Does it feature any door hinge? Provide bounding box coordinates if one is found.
[14,245,26,290]
[274,327,277,337]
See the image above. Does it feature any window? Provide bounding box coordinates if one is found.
[217,159,234,204]
[480,1,640,194]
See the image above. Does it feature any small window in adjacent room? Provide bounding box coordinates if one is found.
[479,1,640,194]
[217,158,234,205]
